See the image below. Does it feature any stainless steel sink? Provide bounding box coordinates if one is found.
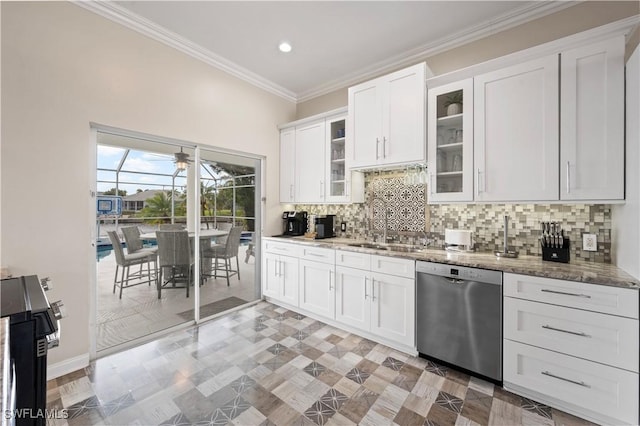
[347,242,389,250]
[346,242,423,253]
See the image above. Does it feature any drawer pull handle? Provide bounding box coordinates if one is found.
[542,324,590,337]
[307,252,325,257]
[541,371,590,388]
[541,289,591,298]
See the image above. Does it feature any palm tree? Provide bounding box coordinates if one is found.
[137,191,173,223]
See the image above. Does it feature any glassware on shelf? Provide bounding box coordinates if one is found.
[447,129,456,145]
[452,154,462,171]
[455,129,463,143]
[437,151,447,173]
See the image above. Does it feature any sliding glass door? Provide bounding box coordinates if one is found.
[94,129,261,354]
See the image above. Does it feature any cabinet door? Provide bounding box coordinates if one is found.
[427,79,474,202]
[295,121,326,203]
[279,128,296,203]
[280,255,299,307]
[560,36,624,200]
[299,259,335,319]
[382,63,426,165]
[326,115,349,202]
[262,252,281,299]
[474,55,559,201]
[370,272,415,347]
[335,266,370,332]
[348,79,382,168]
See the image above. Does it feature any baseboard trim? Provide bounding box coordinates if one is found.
[47,353,90,381]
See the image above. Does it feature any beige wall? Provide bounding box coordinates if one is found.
[296,1,639,119]
[1,2,295,366]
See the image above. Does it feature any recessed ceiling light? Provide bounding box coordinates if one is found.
[278,41,292,53]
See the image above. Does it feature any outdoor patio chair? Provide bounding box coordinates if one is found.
[214,222,233,245]
[121,226,158,256]
[107,231,157,299]
[156,230,192,298]
[201,226,243,286]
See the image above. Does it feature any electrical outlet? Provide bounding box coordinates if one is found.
[341,222,347,232]
[583,234,597,251]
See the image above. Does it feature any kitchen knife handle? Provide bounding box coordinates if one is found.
[566,161,571,194]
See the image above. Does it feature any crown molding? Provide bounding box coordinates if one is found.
[76,1,606,105]
[74,1,298,103]
[296,1,580,102]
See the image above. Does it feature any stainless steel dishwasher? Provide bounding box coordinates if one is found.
[416,261,503,382]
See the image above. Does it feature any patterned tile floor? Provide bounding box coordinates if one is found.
[47,302,598,426]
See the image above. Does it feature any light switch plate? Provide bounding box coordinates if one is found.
[583,234,597,251]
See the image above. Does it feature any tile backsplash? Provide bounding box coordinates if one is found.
[295,172,612,263]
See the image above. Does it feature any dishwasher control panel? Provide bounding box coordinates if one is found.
[416,261,502,285]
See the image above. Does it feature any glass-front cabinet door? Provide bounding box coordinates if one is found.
[325,114,349,202]
[427,79,473,203]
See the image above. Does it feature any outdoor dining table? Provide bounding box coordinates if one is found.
[140,229,229,278]
[139,229,228,240]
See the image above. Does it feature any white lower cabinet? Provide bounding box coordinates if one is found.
[334,251,415,349]
[505,340,638,426]
[299,259,335,319]
[335,266,370,331]
[503,273,639,426]
[370,271,415,348]
[262,241,299,306]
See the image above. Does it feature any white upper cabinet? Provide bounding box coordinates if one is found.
[325,114,365,203]
[279,128,296,203]
[279,109,364,204]
[349,63,426,169]
[295,121,326,203]
[474,55,559,202]
[560,36,625,201]
[427,79,474,203]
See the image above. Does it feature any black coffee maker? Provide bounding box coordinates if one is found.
[314,215,335,239]
[283,211,307,236]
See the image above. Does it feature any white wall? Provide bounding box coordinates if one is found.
[612,44,640,280]
[1,2,295,368]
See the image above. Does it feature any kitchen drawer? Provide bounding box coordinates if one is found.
[335,250,371,270]
[371,255,414,279]
[504,273,638,319]
[504,340,639,426]
[300,246,334,264]
[263,240,299,257]
[504,297,638,372]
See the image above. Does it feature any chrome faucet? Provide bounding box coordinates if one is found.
[495,215,518,258]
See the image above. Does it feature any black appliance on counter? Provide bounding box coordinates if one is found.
[314,215,336,239]
[282,211,307,236]
[1,275,63,426]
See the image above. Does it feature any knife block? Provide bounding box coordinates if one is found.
[541,238,570,263]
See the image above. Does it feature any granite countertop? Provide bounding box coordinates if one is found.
[264,236,640,290]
